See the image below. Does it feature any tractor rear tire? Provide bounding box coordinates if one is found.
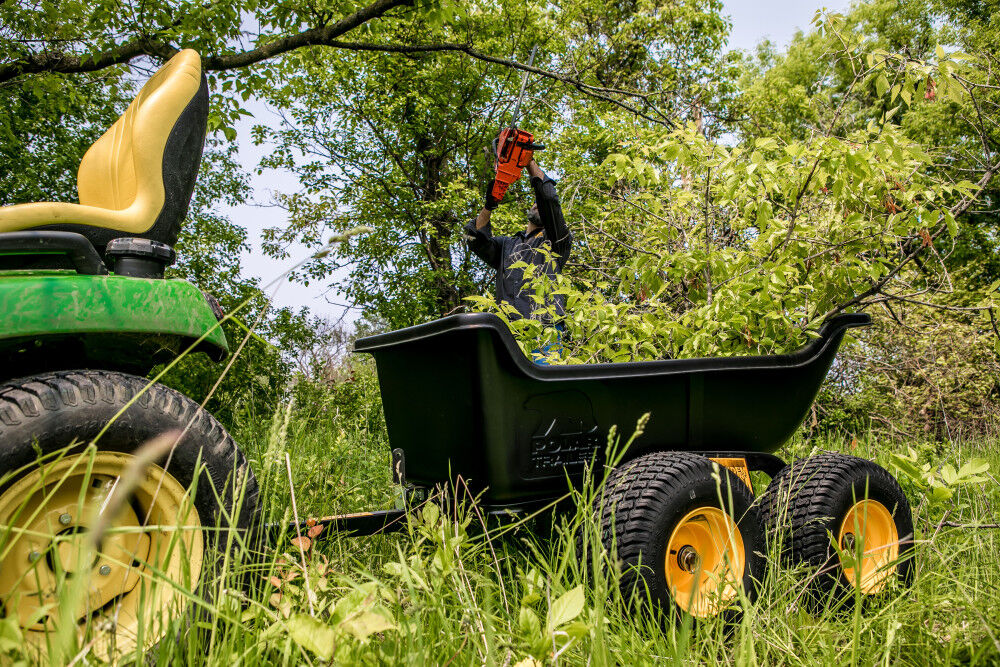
[595,451,766,620]
[760,453,914,602]
[0,369,259,661]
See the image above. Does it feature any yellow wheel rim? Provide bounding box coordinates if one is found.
[664,506,745,618]
[0,451,204,659]
[837,499,898,594]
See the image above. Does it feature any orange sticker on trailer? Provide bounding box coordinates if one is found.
[709,457,753,494]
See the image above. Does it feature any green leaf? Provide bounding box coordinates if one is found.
[286,614,336,661]
[562,621,591,639]
[940,463,958,485]
[875,73,889,98]
[945,211,958,238]
[929,485,954,504]
[519,606,541,637]
[341,610,396,641]
[422,502,440,527]
[0,614,24,654]
[547,585,585,631]
[889,453,927,487]
[958,458,990,478]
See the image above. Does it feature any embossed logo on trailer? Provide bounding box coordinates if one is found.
[521,390,601,477]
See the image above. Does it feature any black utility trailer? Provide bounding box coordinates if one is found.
[355,312,869,505]
[339,311,914,618]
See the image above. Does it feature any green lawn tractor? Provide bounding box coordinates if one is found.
[0,50,259,659]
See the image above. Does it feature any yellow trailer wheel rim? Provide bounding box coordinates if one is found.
[838,499,898,594]
[664,506,745,617]
[0,451,204,659]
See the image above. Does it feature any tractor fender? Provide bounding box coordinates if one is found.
[0,274,227,381]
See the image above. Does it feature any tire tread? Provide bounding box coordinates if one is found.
[760,452,914,595]
[596,451,765,612]
[0,369,260,532]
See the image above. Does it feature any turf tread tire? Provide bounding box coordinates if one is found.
[0,369,260,565]
[596,451,766,618]
[760,453,914,598]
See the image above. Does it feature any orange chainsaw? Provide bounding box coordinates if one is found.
[489,45,545,203]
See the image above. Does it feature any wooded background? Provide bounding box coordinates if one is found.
[3,0,998,438]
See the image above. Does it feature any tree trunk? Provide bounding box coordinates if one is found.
[417,140,461,315]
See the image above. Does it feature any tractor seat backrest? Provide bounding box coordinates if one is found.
[0,49,208,251]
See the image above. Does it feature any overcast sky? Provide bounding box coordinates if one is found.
[230,0,854,324]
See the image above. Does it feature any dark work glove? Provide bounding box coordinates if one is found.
[485,179,501,210]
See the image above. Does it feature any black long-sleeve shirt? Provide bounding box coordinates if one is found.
[465,176,572,322]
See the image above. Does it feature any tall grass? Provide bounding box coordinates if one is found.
[3,409,999,665]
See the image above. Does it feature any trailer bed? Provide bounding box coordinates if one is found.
[354,313,869,506]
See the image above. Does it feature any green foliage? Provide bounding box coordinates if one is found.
[266,577,397,661]
[471,116,983,363]
[26,413,1000,665]
[818,309,1000,438]
[735,0,1000,288]
[4,0,1000,435]
[0,613,26,667]
[889,444,990,505]
[518,575,588,660]
[149,142,324,426]
[6,2,1000,662]
[458,4,1000,438]
[0,71,131,204]
[290,357,386,439]
[252,2,557,328]
[253,0,734,329]
[2,396,1000,664]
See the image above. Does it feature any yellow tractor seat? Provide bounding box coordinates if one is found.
[0,49,208,251]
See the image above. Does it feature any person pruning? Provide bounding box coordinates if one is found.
[465,154,573,362]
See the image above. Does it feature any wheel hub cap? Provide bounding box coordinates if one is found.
[0,451,204,658]
[676,545,701,573]
[664,506,745,617]
[838,499,899,594]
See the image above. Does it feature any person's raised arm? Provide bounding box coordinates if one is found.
[475,206,492,230]
[464,183,504,269]
[527,161,572,267]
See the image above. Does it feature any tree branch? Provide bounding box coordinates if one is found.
[322,41,674,124]
[0,0,411,82]
[824,159,1000,319]
[0,1,674,124]
[204,0,412,71]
